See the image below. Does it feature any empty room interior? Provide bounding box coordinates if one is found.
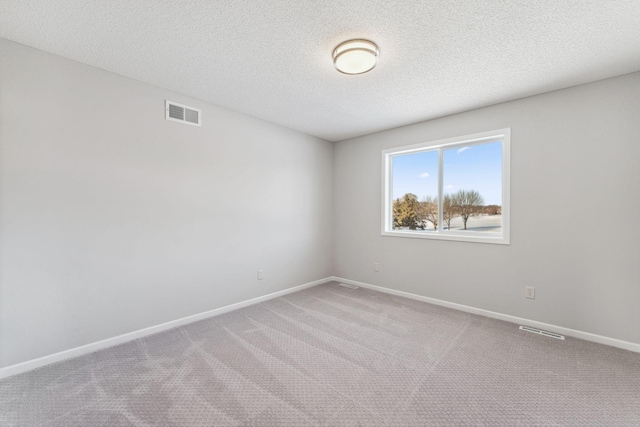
[1,1,640,426]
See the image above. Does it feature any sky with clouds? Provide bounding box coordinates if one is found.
[391,141,503,205]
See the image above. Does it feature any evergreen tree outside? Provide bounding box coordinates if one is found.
[392,193,422,230]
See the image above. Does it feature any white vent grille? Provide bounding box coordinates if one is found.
[185,108,199,124]
[166,100,201,126]
[519,325,565,340]
[338,283,359,289]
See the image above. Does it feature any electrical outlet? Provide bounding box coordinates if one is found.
[525,286,535,299]
[374,263,380,272]
[257,270,264,280]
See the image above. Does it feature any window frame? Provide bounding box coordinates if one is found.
[381,128,510,245]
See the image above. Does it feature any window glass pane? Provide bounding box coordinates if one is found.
[391,150,439,231]
[442,141,502,233]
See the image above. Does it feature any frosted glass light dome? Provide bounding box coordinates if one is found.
[332,39,379,75]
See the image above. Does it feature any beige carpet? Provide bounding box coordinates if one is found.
[1,281,639,426]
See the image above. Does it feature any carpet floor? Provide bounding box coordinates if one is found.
[1,281,639,426]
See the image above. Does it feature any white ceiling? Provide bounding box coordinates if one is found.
[2,1,640,142]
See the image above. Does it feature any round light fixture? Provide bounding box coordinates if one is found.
[332,39,379,75]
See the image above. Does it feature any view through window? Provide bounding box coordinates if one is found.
[382,129,510,244]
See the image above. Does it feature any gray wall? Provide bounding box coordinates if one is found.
[334,72,640,345]
[0,39,334,368]
[2,37,639,370]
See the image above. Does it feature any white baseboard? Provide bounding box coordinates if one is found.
[332,276,640,354]
[0,277,333,380]
[3,275,637,380]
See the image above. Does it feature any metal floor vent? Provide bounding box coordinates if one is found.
[519,325,565,340]
[338,283,359,289]
[166,100,201,126]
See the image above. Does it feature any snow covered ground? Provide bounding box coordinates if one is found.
[444,214,502,232]
[415,214,502,233]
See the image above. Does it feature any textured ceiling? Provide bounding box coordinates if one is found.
[2,1,640,141]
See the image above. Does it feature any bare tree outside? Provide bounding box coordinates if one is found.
[393,190,500,233]
[418,196,438,230]
[453,189,485,230]
[483,205,501,215]
[442,193,457,230]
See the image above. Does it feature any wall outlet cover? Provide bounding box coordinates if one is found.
[525,286,535,299]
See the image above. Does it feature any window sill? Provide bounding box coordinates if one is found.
[381,230,510,245]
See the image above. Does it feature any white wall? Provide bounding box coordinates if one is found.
[0,39,334,368]
[334,72,640,345]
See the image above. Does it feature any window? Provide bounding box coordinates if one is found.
[382,128,510,244]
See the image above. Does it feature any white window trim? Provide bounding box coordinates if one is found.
[381,128,511,245]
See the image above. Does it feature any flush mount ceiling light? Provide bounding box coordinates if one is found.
[332,39,379,75]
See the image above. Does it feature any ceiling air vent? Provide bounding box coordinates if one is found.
[165,100,201,127]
